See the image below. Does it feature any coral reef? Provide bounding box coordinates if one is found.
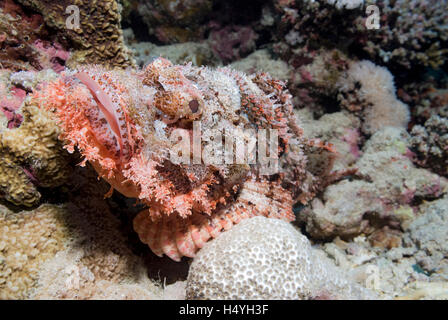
[0,70,71,207]
[274,0,448,69]
[186,216,376,299]
[0,165,164,299]
[0,203,67,299]
[299,127,447,240]
[410,115,448,177]
[0,0,70,72]
[16,0,134,68]
[1,0,447,301]
[137,0,212,43]
[36,57,339,261]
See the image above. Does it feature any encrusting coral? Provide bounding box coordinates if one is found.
[36,57,341,261]
[16,0,134,68]
[186,216,376,299]
[0,70,71,207]
[0,203,67,299]
[0,166,163,300]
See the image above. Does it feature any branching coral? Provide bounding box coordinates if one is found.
[274,0,365,51]
[359,0,448,69]
[36,57,339,261]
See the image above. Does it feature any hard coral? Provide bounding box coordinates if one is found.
[0,166,163,300]
[0,203,67,299]
[17,0,134,68]
[359,0,448,69]
[0,70,71,207]
[37,57,338,261]
[186,216,376,299]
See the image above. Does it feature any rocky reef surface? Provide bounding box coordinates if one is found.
[1,0,447,300]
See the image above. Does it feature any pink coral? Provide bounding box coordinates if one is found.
[36,58,337,261]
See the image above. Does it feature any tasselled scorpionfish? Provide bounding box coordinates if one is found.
[35,58,337,261]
